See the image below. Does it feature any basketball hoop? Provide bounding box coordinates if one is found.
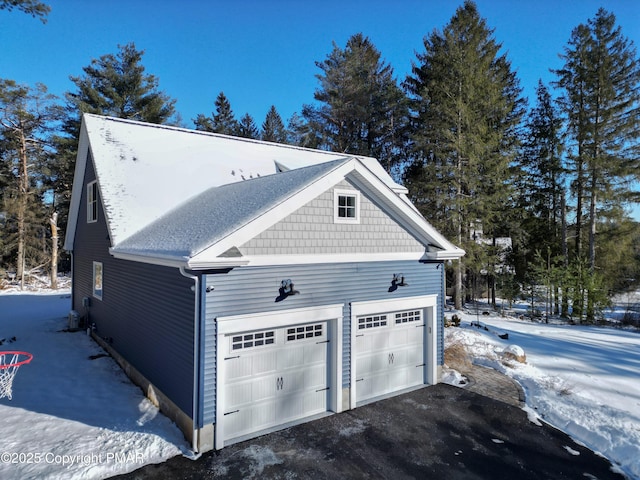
[0,351,33,400]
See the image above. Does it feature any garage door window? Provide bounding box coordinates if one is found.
[231,330,275,350]
[357,314,388,330]
[286,323,323,341]
[394,310,421,324]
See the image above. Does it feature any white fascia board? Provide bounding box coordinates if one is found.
[355,156,408,194]
[63,120,90,251]
[347,163,464,258]
[241,251,428,267]
[189,159,358,265]
[110,248,251,269]
[109,249,190,268]
[424,249,466,260]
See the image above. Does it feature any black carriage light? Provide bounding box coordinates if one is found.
[275,279,300,302]
[389,273,408,292]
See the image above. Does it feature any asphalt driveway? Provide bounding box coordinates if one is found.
[114,383,625,480]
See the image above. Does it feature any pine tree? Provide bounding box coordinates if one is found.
[554,8,640,320]
[0,80,62,286]
[286,112,318,148]
[51,43,177,271]
[304,33,409,173]
[0,0,50,22]
[194,92,238,135]
[261,105,287,143]
[404,0,525,308]
[66,43,176,123]
[516,81,566,313]
[237,113,259,139]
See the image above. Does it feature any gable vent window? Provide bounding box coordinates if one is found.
[334,189,360,224]
[87,181,98,223]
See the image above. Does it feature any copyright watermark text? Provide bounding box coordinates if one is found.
[1,451,145,467]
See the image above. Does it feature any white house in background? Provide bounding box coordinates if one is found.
[64,114,464,452]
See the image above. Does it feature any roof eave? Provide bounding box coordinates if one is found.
[424,248,466,260]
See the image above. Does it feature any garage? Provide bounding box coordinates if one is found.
[215,304,343,448]
[350,295,438,408]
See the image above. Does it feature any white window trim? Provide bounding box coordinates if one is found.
[92,261,103,300]
[333,188,360,224]
[87,181,98,223]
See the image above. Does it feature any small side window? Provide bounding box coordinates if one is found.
[87,181,98,223]
[93,261,103,300]
[334,189,360,224]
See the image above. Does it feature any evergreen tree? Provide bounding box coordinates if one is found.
[237,113,259,139]
[555,9,640,265]
[304,33,410,173]
[194,92,238,135]
[515,80,566,312]
[286,112,318,148]
[0,80,62,285]
[66,43,176,123]
[554,8,640,320]
[0,0,50,22]
[51,43,177,271]
[404,0,525,308]
[261,105,287,143]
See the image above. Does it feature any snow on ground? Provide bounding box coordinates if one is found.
[0,284,189,479]
[3,276,640,479]
[443,302,640,480]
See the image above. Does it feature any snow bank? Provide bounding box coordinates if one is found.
[445,306,640,479]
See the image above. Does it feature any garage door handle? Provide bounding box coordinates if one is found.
[316,387,329,392]
[416,363,426,367]
[276,377,284,390]
[316,340,329,344]
[356,378,364,382]
[389,353,395,364]
[224,410,239,416]
[224,356,240,360]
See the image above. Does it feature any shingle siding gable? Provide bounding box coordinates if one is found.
[239,179,425,256]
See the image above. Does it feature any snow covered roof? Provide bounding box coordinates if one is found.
[64,114,464,267]
[112,159,348,263]
[66,114,373,248]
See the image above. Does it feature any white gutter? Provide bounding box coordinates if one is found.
[179,266,200,454]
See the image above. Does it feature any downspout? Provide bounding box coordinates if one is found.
[179,266,200,453]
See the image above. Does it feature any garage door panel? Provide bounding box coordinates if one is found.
[388,367,410,390]
[278,345,304,370]
[253,351,277,375]
[304,364,327,389]
[222,320,329,444]
[369,333,390,351]
[389,329,409,347]
[304,342,327,364]
[355,309,427,404]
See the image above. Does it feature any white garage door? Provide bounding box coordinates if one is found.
[354,309,425,404]
[221,321,329,442]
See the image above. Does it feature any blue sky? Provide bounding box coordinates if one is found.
[2,0,638,127]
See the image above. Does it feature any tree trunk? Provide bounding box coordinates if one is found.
[561,192,569,317]
[17,129,29,289]
[50,212,58,289]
